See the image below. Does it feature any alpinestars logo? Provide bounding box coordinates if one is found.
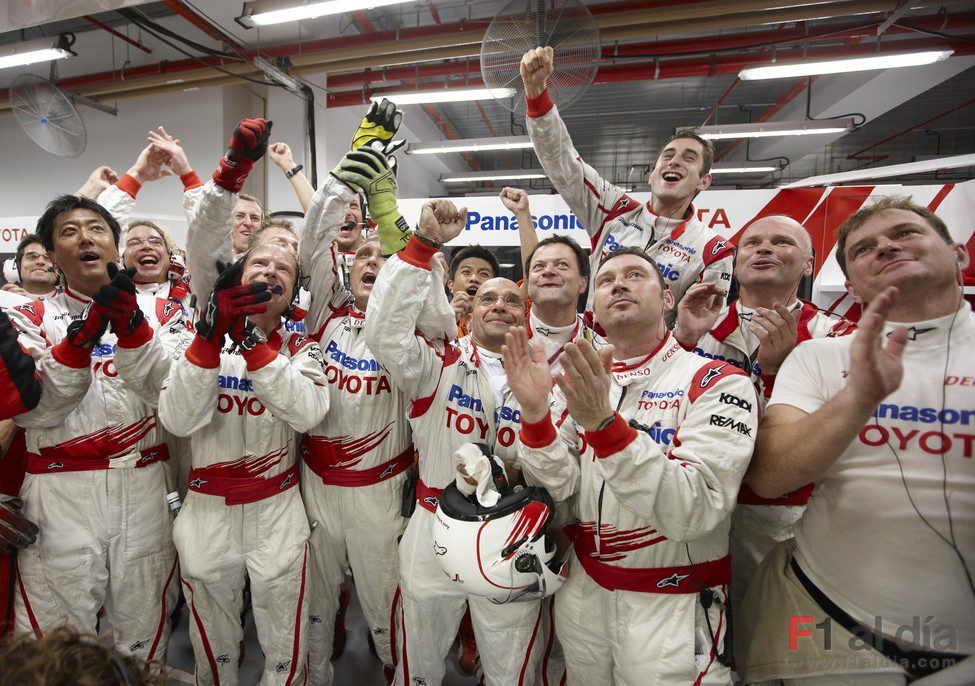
[896,326,936,340]
[710,240,727,255]
[656,572,691,589]
[216,654,231,664]
[278,473,294,490]
[275,660,291,673]
[47,462,64,470]
[380,463,395,479]
[699,367,722,388]
[433,542,447,556]
[128,640,148,651]
[535,326,552,336]
[422,496,439,509]
[189,477,208,489]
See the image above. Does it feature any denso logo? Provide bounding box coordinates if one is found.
[325,340,380,372]
[447,384,482,411]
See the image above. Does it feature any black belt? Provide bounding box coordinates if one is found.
[790,557,967,678]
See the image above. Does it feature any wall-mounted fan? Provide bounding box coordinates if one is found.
[480,0,601,117]
[11,73,88,157]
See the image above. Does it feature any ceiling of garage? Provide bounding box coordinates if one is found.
[2,0,973,193]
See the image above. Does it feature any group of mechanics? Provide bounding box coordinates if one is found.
[0,45,970,686]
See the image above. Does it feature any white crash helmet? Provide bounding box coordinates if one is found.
[432,445,567,604]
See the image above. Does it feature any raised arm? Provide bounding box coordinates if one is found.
[521,47,628,242]
[183,119,270,302]
[748,288,905,497]
[268,142,314,213]
[297,174,356,335]
[500,187,537,296]
[364,200,466,399]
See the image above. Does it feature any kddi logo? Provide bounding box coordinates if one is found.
[719,392,752,412]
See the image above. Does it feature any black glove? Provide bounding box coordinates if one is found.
[229,317,268,353]
[92,264,146,339]
[0,310,40,417]
[196,260,271,343]
[65,302,109,349]
[0,498,38,554]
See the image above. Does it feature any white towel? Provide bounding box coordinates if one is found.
[454,443,501,507]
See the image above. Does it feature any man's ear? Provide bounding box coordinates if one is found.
[662,286,676,312]
[446,278,455,295]
[844,280,863,305]
[578,275,588,296]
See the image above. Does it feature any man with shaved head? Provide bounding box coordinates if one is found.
[673,214,855,639]
[365,200,546,686]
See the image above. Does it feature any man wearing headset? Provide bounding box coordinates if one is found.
[740,197,974,684]
[672,215,855,644]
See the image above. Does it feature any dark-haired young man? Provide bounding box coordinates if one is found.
[521,47,734,323]
[7,194,186,661]
[3,235,57,299]
[447,244,499,339]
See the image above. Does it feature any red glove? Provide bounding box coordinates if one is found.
[92,265,148,342]
[213,118,273,193]
[0,498,38,554]
[195,260,271,343]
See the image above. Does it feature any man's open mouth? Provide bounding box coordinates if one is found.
[662,171,683,182]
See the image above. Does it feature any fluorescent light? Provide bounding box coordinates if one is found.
[0,38,72,71]
[372,88,516,105]
[442,169,547,183]
[781,153,975,188]
[694,118,856,140]
[740,49,953,80]
[410,136,534,155]
[239,0,413,26]
[710,166,777,174]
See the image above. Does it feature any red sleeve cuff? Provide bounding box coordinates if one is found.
[51,339,92,369]
[180,170,203,191]
[760,373,775,398]
[399,236,438,270]
[115,320,154,349]
[115,174,142,199]
[586,413,638,459]
[185,335,222,369]
[519,415,557,448]
[526,89,554,118]
[242,342,277,371]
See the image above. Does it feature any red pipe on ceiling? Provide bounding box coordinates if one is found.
[83,16,152,54]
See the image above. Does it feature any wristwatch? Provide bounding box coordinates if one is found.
[285,164,304,179]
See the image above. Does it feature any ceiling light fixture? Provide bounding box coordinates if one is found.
[0,36,74,71]
[442,169,547,183]
[371,88,516,105]
[410,136,534,155]
[781,153,975,188]
[739,49,954,80]
[710,166,778,174]
[693,118,857,140]
[237,0,413,27]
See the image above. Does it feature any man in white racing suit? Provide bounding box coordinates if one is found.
[521,47,734,323]
[365,200,545,686]
[504,246,758,684]
[9,195,185,661]
[114,240,328,685]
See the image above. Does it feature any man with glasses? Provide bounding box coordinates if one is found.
[3,235,58,300]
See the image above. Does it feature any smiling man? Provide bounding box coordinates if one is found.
[6,195,187,662]
[521,47,733,323]
[739,197,974,685]
[504,245,757,685]
[10,235,57,299]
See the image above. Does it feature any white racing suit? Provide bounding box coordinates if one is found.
[687,299,854,613]
[365,237,544,686]
[8,288,186,660]
[525,90,734,324]
[517,334,758,684]
[297,178,420,684]
[116,323,328,685]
